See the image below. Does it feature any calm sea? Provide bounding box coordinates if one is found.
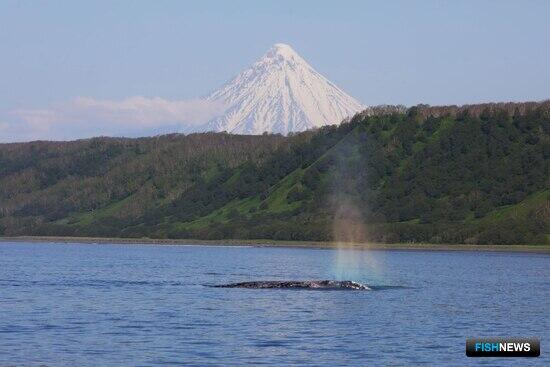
[0,242,548,366]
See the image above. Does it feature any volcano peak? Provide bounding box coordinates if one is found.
[204,43,363,134]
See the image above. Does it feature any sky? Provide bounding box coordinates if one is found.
[1,0,549,142]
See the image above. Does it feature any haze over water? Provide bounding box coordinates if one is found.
[1,242,548,366]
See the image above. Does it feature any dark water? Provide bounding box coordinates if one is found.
[0,242,548,366]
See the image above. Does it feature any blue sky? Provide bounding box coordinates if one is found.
[1,0,549,141]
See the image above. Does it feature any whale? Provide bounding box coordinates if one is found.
[211,280,370,290]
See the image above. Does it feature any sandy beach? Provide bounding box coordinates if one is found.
[1,236,549,253]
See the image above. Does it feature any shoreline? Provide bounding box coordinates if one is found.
[1,236,549,253]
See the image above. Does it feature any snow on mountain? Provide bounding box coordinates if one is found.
[202,43,364,135]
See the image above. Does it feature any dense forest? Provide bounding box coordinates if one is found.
[1,101,549,245]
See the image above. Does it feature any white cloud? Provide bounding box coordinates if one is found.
[1,96,226,142]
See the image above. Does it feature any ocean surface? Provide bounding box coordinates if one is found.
[0,242,548,366]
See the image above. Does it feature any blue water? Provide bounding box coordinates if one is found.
[0,242,548,366]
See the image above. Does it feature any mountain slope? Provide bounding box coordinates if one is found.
[1,101,549,245]
[204,43,363,134]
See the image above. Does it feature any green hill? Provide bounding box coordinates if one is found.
[1,101,549,245]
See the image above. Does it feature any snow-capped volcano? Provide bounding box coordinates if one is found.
[203,43,363,135]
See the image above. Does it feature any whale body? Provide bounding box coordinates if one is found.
[212,280,370,290]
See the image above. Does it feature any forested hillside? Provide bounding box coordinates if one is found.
[1,101,549,244]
